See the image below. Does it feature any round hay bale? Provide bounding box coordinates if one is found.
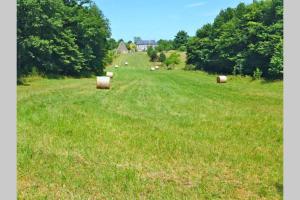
[114,65,119,68]
[96,76,111,89]
[217,75,227,83]
[125,62,128,65]
[106,72,114,78]
[150,67,156,71]
[155,66,159,70]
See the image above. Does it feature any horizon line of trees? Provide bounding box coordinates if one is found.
[111,31,190,53]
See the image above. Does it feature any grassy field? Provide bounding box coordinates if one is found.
[17,52,283,199]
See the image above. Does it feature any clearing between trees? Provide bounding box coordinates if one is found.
[18,52,283,199]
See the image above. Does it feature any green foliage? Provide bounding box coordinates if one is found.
[146,46,158,62]
[173,30,189,50]
[156,39,174,52]
[159,52,166,62]
[178,46,187,52]
[126,41,132,50]
[269,39,283,79]
[134,37,142,44]
[128,43,137,52]
[184,64,196,71]
[147,46,154,57]
[253,67,263,80]
[164,52,181,70]
[187,0,283,79]
[103,50,117,66]
[107,38,118,50]
[17,0,111,79]
[150,50,158,62]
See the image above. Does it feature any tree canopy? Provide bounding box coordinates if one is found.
[17,0,111,79]
[173,31,189,50]
[186,0,283,79]
[156,39,174,52]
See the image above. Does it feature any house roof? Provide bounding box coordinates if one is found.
[136,40,157,45]
[117,41,128,52]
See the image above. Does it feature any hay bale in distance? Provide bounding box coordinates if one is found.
[114,65,119,68]
[106,72,113,78]
[155,66,159,70]
[150,67,155,71]
[217,75,227,83]
[96,76,111,89]
[125,62,128,66]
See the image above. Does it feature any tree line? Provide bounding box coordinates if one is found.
[186,0,283,79]
[17,0,111,80]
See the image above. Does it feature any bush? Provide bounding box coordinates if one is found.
[147,46,154,57]
[159,52,166,62]
[156,39,174,52]
[178,46,187,52]
[164,52,181,70]
[150,50,158,62]
[103,50,117,66]
[253,67,263,80]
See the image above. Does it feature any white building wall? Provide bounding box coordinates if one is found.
[137,45,157,52]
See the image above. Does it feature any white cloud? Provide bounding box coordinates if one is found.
[185,2,206,8]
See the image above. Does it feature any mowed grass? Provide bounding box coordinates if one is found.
[17,52,283,199]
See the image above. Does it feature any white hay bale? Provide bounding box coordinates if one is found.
[106,71,114,78]
[114,65,119,68]
[96,76,111,89]
[217,75,227,83]
[150,67,155,71]
[125,62,128,65]
[155,66,159,70]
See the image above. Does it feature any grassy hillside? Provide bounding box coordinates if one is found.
[17,52,283,199]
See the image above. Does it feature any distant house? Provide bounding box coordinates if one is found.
[136,40,157,52]
[117,41,128,54]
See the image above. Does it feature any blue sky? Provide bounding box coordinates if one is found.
[94,0,253,41]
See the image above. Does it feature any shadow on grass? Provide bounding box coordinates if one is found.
[17,82,30,86]
[260,79,283,84]
[45,72,104,80]
[17,72,103,85]
[17,79,30,86]
[275,182,283,196]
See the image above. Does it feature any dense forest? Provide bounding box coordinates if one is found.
[186,0,283,79]
[17,0,111,80]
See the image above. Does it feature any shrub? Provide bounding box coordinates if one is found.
[147,46,154,57]
[156,39,174,52]
[150,50,158,62]
[253,67,263,80]
[159,52,166,62]
[178,46,187,52]
[164,52,181,70]
[103,50,117,66]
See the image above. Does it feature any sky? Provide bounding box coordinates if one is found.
[94,0,253,41]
